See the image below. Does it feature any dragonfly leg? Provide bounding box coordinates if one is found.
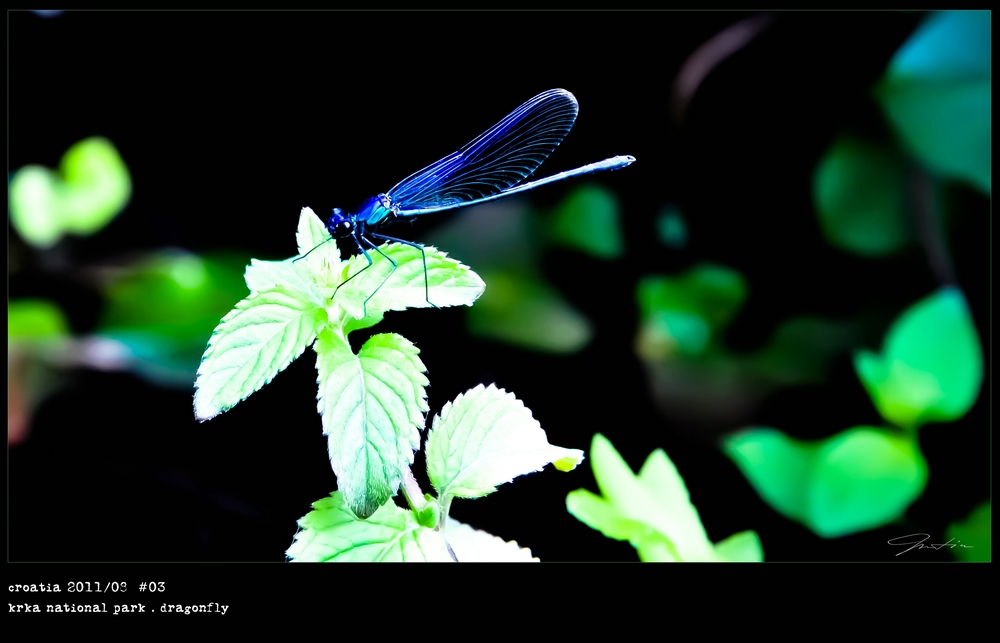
[358,234,398,315]
[333,236,375,313]
[293,236,333,263]
[369,233,439,309]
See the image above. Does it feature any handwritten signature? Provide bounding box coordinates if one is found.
[887,533,974,556]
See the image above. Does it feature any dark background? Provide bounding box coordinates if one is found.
[9,9,989,572]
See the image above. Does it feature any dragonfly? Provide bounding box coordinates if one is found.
[312,88,635,312]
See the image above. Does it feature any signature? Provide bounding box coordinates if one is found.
[887,533,974,556]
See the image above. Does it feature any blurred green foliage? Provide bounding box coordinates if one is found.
[427,183,623,354]
[546,184,624,259]
[9,137,131,248]
[723,427,928,538]
[467,268,592,353]
[8,299,70,340]
[854,288,982,431]
[946,502,991,562]
[96,250,250,386]
[876,10,990,194]
[567,433,763,561]
[635,265,857,428]
[813,136,912,256]
[636,264,747,358]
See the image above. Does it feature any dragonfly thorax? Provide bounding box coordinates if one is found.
[354,193,395,227]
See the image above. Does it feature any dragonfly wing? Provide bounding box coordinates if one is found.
[387,88,579,211]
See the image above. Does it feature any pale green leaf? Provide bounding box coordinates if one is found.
[9,137,131,249]
[58,137,132,232]
[713,530,765,562]
[444,518,538,562]
[426,384,583,501]
[244,258,327,307]
[294,206,342,287]
[193,287,326,421]
[8,167,63,248]
[334,243,485,326]
[316,331,428,518]
[570,434,761,561]
[566,488,648,542]
[286,492,452,562]
[853,287,982,430]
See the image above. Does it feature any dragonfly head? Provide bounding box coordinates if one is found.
[327,207,355,238]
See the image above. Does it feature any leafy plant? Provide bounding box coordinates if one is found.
[567,433,763,561]
[724,288,982,538]
[194,207,583,560]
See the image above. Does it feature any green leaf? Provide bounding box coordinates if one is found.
[853,287,982,430]
[335,243,484,328]
[467,268,592,353]
[193,287,326,421]
[244,258,327,307]
[946,501,991,562]
[292,206,342,290]
[286,492,452,562]
[316,331,428,518]
[721,428,815,524]
[546,184,624,259]
[444,518,538,562]
[568,433,762,561]
[8,299,69,340]
[9,137,131,248]
[813,135,911,256]
[636,264,747,358]
[723,426,928,538]
[426,384,583,502]
[876,10,990,194]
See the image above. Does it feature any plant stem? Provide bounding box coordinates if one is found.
[400,466,426,513]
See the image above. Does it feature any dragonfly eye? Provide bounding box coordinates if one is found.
[334,219,354,238]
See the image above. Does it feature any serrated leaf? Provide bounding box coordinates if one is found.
[193,287,326,421]
[286,492,452,562]
[335,243,484,325]
[723,426,928,539]
[316,331,428,518]
[294,206,342,287]
[569,434,762,561]
[244,258,326,306]
[853,287,982,430]
[426,384,583,501]
[444,518,538,562]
